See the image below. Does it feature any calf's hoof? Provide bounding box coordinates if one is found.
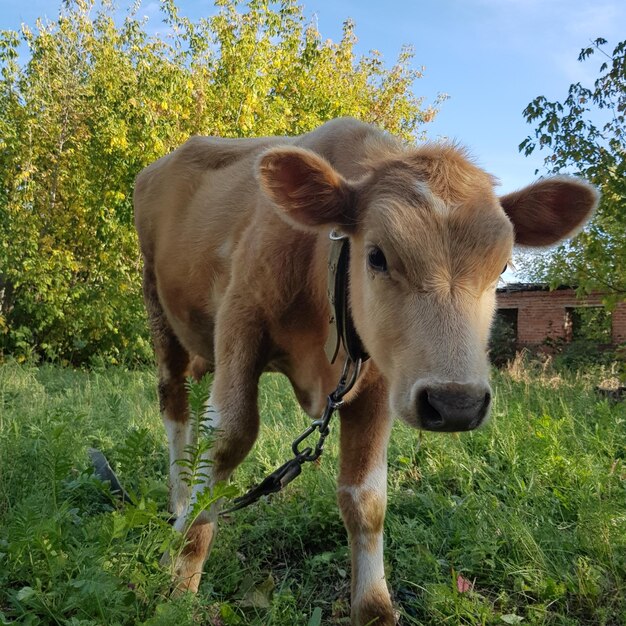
[161,522,214,595]
[160,551,203,595]
[353,609,396,626]
[353,590,397,626]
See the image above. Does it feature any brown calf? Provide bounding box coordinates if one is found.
[134,118,597,625]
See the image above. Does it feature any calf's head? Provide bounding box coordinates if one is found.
[259,144,597,432]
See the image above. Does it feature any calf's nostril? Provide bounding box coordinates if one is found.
[417,388,445,428]
[482,391,491,411]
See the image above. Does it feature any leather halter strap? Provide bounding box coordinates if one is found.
[324,231,369,364]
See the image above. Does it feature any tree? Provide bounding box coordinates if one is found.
[0,0,442,364]
[519,38,626,305]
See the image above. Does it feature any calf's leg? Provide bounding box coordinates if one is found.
[143,265,192,518]
[337,376,395,626]
[167,296,264,593]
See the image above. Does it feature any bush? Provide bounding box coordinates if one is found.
[489,313,517,367]
[553,339,616,369]
[0,0,440,364]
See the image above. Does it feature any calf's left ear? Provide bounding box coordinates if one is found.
[258,146,356,231]
[500,177,599,247]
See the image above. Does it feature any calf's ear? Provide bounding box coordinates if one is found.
[258,146,356,231]
[500,177,599,247]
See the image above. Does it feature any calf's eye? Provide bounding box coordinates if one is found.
[368,247,388,272]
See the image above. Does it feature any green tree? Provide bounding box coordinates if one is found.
[0,0,442,364]
[519,38,625,305]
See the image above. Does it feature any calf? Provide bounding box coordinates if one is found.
[133,118,597,625]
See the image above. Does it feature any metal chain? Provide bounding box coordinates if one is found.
[291,357,362,462]
[220,356,362,515]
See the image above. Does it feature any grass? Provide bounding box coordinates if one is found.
[0,358,625,625]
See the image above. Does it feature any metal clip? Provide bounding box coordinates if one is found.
[329,229,348,241]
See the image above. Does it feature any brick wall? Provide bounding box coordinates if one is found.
[496,286,626,347]
[612,303,626,344]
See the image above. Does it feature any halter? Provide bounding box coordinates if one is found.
[325,229,369,365]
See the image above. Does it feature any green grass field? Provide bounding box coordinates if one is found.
[0,359,625,625]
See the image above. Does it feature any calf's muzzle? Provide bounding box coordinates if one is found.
[417,382,491,432]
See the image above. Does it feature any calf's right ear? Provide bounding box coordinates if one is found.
[257,147,357,232]
[500,177,599,247]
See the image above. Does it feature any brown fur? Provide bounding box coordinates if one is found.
[338,369,390,485]
[338,489,386,544]
[171,521,215,594]
[134,117,597,624]
[354,588,396,626]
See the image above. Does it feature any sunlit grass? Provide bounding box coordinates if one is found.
[1,360,625,625]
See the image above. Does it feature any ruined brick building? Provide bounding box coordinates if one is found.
[496,284,626,348]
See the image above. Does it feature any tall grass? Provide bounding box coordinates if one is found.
[0,360,624,625]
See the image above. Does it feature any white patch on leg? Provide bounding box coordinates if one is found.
[354,533,387,603]
[179,395,225,526]
[337,461,387,501]
[164,418,191,518]
[203,397,222,430]
[170,395,224,589]
[217,240,231,261]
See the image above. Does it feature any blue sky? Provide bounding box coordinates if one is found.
[309,0,625,193]
[2,0,624,194]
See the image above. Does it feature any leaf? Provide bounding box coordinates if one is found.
[16,586,36,602]
[307,607,322,626]
[239,574,275,608]
[456,573,474,593]
[219,603,242,625]
[501,615,524,624]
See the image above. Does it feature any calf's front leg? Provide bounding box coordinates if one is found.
[337,376,395,626]
[165,299,264,594]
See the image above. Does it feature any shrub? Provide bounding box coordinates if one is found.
[0,0,440,364]
[489,313,517,367]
